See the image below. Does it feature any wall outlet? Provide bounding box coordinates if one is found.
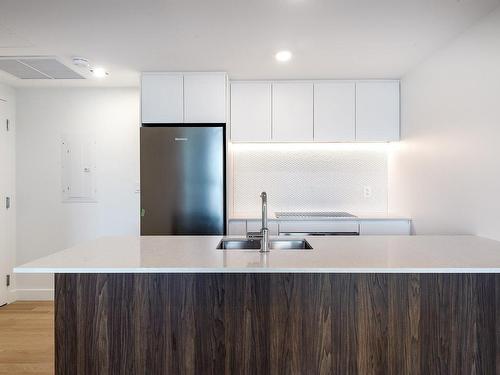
[363,186,372,199]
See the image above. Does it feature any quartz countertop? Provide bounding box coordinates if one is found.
[13,235,500,273]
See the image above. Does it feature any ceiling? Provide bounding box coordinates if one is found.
[0,0,498,87]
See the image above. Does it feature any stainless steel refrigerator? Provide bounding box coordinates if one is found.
[140,125,226,235]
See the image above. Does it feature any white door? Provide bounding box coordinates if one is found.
[272,83,313,141]
[0,100,10,306]
[184,73,227,123]
[230,82,271,142]
[313,82,355,142]
[141,73,184,123]
[355,81,400,141]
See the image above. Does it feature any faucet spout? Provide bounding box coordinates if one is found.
[261,192,267,230]
[260,192,269,252]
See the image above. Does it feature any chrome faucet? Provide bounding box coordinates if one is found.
[260,192,269,252]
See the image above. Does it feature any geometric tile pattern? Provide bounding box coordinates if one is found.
[232,146,388,216]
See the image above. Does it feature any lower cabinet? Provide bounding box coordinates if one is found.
[247,220,279,235]
[278,220,359,235]
[227,220,247,235]
[359,220,411,235]
[228,219,411,235]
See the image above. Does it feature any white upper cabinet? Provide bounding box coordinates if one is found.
[141,72,227,124]
[184,73,227,123]
[141,73,183,124]
[313,82,355,142]
[230,82,271,142]
[272,83,313,142]
[355,81,400,141]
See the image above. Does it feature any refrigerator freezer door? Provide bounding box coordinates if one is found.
[140,126,225,235]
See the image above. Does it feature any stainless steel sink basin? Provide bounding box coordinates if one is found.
[216,238,312,250]
[270,239,313,250]
[216,239,262,250]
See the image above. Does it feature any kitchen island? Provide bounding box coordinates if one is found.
[15,235,500,375]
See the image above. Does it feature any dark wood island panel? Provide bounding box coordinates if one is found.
[55,273,500,375]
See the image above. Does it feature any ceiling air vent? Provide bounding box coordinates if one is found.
[0,57,84,79]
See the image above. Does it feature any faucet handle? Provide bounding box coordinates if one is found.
[260,191,267,199]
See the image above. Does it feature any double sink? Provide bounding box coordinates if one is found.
[217,238,312,250]
[218,192,312,251]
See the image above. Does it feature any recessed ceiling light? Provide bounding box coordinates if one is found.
[90,67,108,78]
[275,50,292,62]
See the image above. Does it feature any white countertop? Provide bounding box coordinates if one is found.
[13,235,500,273]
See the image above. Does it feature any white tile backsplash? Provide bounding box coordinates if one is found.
[231,145,388,216]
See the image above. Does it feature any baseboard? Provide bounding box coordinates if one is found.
[7,289,17,303]
[15,288,54,301]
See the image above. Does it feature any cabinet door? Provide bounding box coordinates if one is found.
[355,81,400,141]
[247,220,279,235]
[230,82,271,142]
[228,220,247,235]
[278,220,359,234]
[314,82,355,142]
[141,73,183,123]
[184,73,226,123]
[359,220,410,235]
[272,83,313,141]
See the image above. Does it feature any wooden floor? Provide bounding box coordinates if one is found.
[0,301,54,375]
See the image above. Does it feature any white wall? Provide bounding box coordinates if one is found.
[16,88,140,299]
[0,83,16,304]
[389,7,500,240]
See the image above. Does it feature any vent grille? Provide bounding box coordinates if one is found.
[0,57,84,79]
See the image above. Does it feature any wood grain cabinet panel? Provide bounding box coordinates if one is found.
[55,273,500,375]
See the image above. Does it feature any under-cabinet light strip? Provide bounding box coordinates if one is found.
[229,142,393,152]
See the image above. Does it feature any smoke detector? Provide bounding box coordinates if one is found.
[72,56,108,78]
[72,57,90,68]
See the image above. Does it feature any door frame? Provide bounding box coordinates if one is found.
[0,98,13,306]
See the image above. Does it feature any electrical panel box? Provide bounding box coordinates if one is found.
[61,133,97,202]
